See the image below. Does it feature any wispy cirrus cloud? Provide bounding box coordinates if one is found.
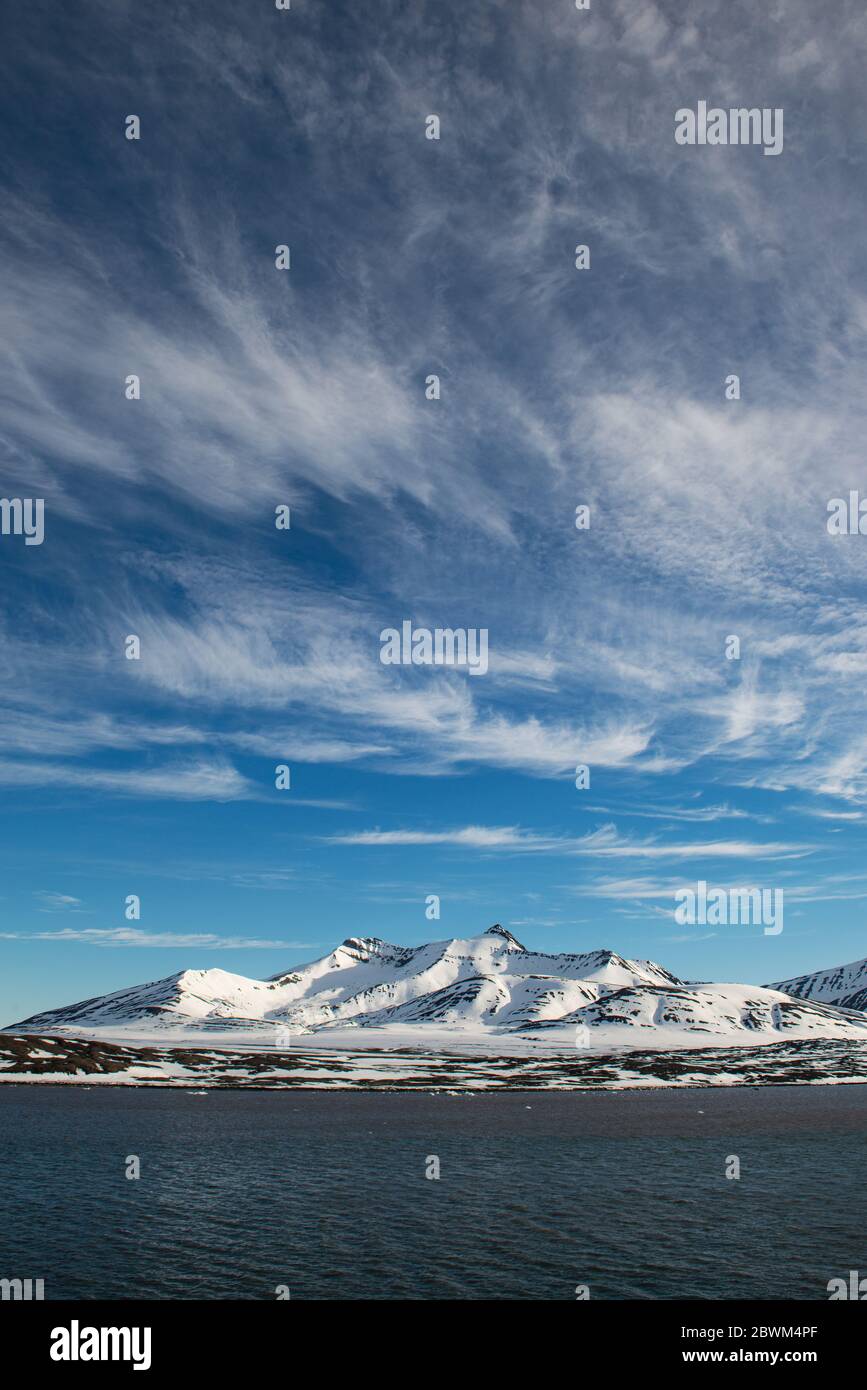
[584,800,773,824]
[0,757,254,801]
[0,928,323,950]
[327,822,811,860]
[34,892,83,912]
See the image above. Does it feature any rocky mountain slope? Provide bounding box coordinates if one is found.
[768,955,867,1011]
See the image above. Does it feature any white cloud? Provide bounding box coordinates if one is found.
[328,822,810,860]
[0,928,322,949]
[35,892,82,911]
[0,758,254,801]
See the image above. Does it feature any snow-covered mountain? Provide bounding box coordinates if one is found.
[768,955,867,1012]
[8,925,867,1051]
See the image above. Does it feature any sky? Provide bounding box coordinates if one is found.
[2,0,867,1023]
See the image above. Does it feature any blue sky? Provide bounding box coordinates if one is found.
[3,0,867,1023]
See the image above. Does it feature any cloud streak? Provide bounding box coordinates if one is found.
[0,928,323,950]
[327,822,811,860]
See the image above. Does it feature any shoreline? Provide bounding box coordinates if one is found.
[2,1030,867,1091]
[3,1077,867,1091]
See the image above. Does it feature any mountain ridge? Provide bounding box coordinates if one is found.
[7,924,867,1052]
[768,955,867,1012]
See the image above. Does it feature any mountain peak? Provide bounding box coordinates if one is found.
[484,924,525,949]
[337,936,401,959]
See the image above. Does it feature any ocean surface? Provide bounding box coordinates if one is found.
[1,1084,866,1300]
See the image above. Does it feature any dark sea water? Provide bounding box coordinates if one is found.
[1,1084,866,1300]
